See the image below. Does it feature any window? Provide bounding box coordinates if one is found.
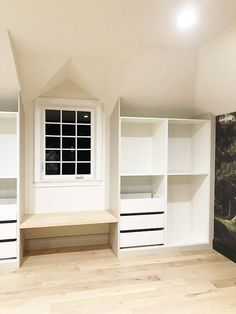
[34,98,102,183]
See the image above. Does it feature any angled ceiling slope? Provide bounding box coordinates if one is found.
[0,29,20,109]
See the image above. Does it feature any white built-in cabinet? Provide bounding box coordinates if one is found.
[110,102,211,254]
[0,96,22,266]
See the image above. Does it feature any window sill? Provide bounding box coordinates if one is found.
[34,179,103,188]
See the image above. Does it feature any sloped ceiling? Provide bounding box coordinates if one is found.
[0,30,20,109]
[0,0,236,114]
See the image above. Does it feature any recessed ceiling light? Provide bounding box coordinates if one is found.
[177,7,197,30]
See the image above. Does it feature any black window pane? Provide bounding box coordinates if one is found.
[46,150,60,161]
[62,137,75,149]
[62,124,75,136]
[46,124,60,135]
[77,125,91,136]
[77,111,91,124]
[77,138,91,149]
[46,110,60,122]
[62,163,75,175]
[46,137,60,148]
[62,111,75,123]
[77,150,91,161]
[46,163,60,175]
[62,150,75,161]
[77,163,91,175]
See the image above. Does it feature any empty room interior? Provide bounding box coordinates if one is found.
[0,0,236,313]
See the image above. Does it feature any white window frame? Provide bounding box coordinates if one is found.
[34,97,103,184]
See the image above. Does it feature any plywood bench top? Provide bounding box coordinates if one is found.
[20,210,118,229]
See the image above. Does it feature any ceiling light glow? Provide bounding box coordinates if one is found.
[177,7,197,30]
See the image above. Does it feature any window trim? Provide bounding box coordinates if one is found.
[34,97,103,184]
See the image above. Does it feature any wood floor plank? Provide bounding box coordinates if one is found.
[0,249,235,314]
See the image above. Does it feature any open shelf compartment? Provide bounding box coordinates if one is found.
[0,113,18,178]
[120,118,167,176]
[168,119,210,174]
[167,175,210,247]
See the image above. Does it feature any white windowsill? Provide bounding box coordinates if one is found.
[34,179,103,188]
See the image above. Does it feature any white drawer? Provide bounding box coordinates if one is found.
[121,198,164,214]
[0,222,17,240]
[120,230,164,248]
[0,241,17,259]
[0,201,17,221]
[120,213,165,231]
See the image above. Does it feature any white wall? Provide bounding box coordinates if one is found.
[194,25,236,116]
[120,45,198,118]
[24,82,110,214]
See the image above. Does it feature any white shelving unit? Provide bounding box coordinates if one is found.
[110,101,211,254]
[0,100,22,267]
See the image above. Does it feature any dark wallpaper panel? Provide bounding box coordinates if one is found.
[214,112,236,254]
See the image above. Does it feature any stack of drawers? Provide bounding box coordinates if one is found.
[120,197,165,249]
[0,200,17,260]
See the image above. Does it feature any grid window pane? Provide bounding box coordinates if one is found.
[46,163,60,175]
[77,150,91,161]
[62,111,75,123]
[77,138,91,149]
[46,110,60,122]
[77,111,91,124]
[62,163,75,175]
[62,124,76,136]
[44,108,94,177]
[62,150,75,161]
[77,163,91,175]
[46,137,60,148]
[46,150,60,161]
[77,125,91,136]
[62,137,76,149]
[46,124,60,135]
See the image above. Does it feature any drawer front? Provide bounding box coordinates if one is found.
[0,204,17,221]
[120,214,165,231]
[0,222,17,240]
[121,198,164,214]
[120,230,164,248]
[0,241,17,259]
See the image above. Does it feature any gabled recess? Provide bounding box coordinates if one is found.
[41,79,94,99]
[38,58,96,100]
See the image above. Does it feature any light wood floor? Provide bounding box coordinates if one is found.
[0,247,236,314]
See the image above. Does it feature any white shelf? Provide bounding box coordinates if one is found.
[120,116,166,124]
[167,234,208,248]
[168,172,208,176]
[0,198,17,205]
[0,111,17,118]
[0,176,17,179]
[121,173,165,177]
[168,118,209,125]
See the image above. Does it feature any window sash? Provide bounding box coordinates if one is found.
[41,106,96,180]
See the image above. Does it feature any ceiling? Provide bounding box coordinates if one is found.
[0,0,236,113]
